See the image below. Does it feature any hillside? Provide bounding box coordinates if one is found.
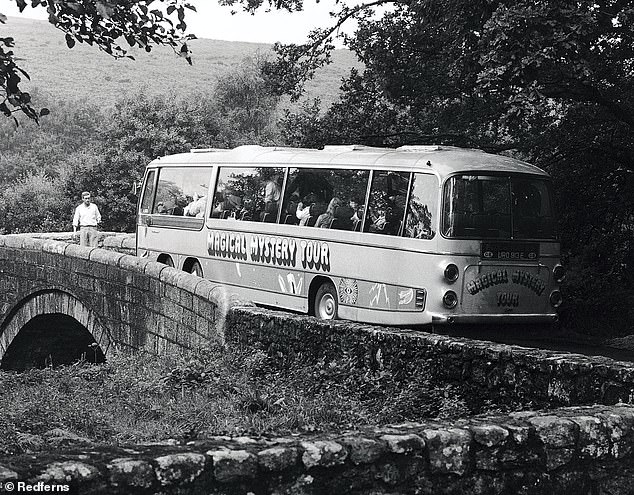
[4,16,360,111]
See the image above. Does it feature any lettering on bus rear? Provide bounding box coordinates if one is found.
[466,268,546,297]
[207,230,330,272]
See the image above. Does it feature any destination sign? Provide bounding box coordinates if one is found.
[481,242,539,261]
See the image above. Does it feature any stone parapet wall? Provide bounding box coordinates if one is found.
[226,308,634,410]
[13,231,136,255]
[1,404,634,494]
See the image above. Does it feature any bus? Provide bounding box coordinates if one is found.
[136,144,564,326]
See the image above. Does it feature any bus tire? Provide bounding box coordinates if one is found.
[314,281,338,320]
[158,254,174,268]
[189,261,203,277]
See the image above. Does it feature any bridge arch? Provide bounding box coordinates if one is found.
[0,289,112,371]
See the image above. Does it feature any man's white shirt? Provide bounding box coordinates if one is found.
[73,203,101,227]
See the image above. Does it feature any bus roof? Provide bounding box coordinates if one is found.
[149,144,549,178]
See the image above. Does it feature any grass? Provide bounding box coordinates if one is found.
[6,16,360,112]
[0,343,475,455]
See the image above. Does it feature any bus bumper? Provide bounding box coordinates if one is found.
[430,313,559,325]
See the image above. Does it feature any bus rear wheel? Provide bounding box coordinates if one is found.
[189,261,203,277]
[314,281,338,320]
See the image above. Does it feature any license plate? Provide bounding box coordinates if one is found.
[481,242,539,261]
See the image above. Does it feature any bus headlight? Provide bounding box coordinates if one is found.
[549,290,563,308]
[553,264,566,283]
[442,290,458,309]
[444,264,459,283]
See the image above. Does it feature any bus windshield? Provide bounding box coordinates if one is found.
[442,174,557,240]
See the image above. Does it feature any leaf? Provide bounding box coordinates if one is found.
[39,108,50,117]
[65,34,75,48]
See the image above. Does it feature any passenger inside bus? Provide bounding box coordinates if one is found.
[296,193,326,226]
[185,193,207,217]
[170,195,188,216]
[212,192,242,218]
[315,197,341,228]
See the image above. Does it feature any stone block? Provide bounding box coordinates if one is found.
[107,457,155,489]
[64,243,93,260]
[89,248,125,266]
[33,461,100,484]
[528,415,578,448]
[207,449,258,482]
[341,436,385,464]
[571,415,610,459]
[160,267,189,288]
[379,433,425,454]
[423,428,471,475]
[470,425,509,448]
[180,289,194,311]
[257,446,299,472]
[154,452,206,486]
[144,261,167,280]
[301,440,348,469]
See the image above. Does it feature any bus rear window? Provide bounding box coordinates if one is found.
[442,175,556,240]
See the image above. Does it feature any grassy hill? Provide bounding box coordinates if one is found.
[5,16,360,111]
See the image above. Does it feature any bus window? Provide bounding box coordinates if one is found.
[512,179,557,239]
[153,167,212,217]
[212,167,285,222]
[364,171,411,236]
[442,175,510,238]
[404,173,438,240]
[442,175,556,239]
[282,168,369,230]
[140,170,157,214]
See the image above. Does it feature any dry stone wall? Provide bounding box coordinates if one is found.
[1,404,634,494]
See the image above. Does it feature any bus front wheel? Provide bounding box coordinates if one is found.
[158,255,174,268]
[314,281,338,320]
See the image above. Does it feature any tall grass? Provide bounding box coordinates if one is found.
[0,344,471,455]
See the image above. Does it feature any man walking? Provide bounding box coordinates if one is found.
[73,192,101,247]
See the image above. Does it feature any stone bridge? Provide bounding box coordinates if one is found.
[0,233,248,370]
[3,233,634,493]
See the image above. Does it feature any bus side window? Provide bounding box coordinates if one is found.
[364,171,410,236]
[212,167,285,222]
[404,173,438,240]
[154,167,212,217]
[282,168,369,230]
[140,170,157,214]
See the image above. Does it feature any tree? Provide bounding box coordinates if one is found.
[213,55,282,145]
[267,0,634,145]
[271,0,634,335]
[73,90,225,231]
[0,0,196,123]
